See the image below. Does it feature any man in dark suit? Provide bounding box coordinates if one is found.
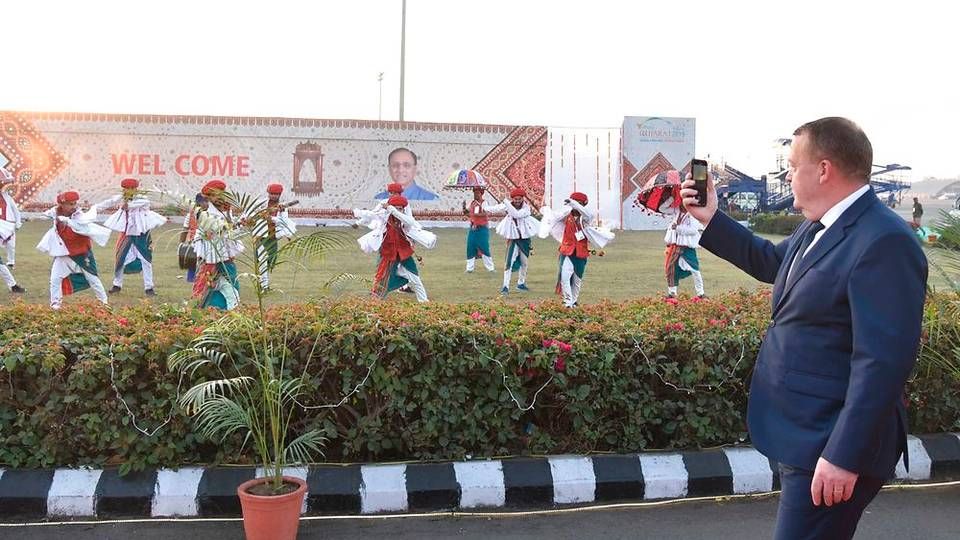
[680,117,927,539]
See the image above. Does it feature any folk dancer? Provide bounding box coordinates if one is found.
[539,192,614,308]
[252,183,297,290]
[179,193,208,283]
[0,168,22,271]
[356,194,436,302]
[664,205,706,299]
[462,186,495,273]
[356,182,415,294]
[355,183,413,226]
[103,178,167,296]
[192,180,244,310]
[483,187,539,294]
[37,191,112,309]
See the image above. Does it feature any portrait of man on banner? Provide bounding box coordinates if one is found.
[374,147,439,201]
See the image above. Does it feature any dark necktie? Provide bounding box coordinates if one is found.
[788,221,824,278]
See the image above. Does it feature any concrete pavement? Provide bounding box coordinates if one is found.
[2,483,958,539]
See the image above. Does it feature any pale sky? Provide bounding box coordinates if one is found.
[4,0,957,180]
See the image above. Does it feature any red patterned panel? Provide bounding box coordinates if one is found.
[472,126,547,207]
[503,147,545,206]
[621,157,638,204]
[0,112,67,204]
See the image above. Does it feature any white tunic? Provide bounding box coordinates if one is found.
[192,205,245,263]
[483,201,540,240]
[270,209,297,239]
[244,201,298,240]
[664,212,702,248]
[36,207,112,257]
[538,200,615,248]
[355,205,437,254]
[103,196,167,236]
[354,202,412,230]
[0,192,21,243]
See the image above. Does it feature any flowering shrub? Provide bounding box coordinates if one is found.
[0,291,957,471]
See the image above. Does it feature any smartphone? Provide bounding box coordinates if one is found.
[692,159,708,207]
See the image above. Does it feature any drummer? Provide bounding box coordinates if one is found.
[192,180,243,310]
[179,193,208,283]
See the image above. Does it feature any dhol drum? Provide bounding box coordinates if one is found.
[178,243,197,270]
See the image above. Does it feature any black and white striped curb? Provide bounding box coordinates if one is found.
[1,434,957,518]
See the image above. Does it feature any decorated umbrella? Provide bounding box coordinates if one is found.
[635,169,683,215]
[444,169,488,190]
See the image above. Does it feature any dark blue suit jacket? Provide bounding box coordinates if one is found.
[700,190,927,478]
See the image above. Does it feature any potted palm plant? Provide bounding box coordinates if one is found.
[168,190,350,540]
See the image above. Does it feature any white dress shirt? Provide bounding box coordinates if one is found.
[802,184,871,258]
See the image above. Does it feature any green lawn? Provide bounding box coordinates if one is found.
[2,220,947,307]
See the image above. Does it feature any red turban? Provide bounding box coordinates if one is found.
[57,191,80,204]
[120,178,139,189]
[510,187,526,198]
[266,183,284,195]
[386,182,404,194]
[201,179,227,196]
[387,195,408,208]
[570,192,588,205]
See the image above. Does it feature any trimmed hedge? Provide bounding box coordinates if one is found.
[1,292,958,472]
[749,213,805,235]
[726,210,752,222]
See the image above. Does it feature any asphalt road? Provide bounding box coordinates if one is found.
[2,483,958,540]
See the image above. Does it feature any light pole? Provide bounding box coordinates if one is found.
[378,72,384,121]
[399,0,406,121]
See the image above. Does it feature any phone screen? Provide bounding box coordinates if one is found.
[692,159,708,206]
[693,162,708,182]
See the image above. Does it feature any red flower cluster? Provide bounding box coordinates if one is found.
[665,322,685,332]
[542,339,572,353]
[554,357,566,372]
[542,339,573,372]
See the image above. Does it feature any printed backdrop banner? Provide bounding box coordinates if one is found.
[620,116,696,230]
[0,111,548,220]
[1,111,695,229]
[545,128,621,229]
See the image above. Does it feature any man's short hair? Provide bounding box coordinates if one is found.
[793,117,873,182]
[388,147,417,165]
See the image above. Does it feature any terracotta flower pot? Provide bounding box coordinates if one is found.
[237,476,307,540]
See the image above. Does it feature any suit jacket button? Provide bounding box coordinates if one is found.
[769,319,776,327]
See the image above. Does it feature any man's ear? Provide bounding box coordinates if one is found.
[818,159,834,186]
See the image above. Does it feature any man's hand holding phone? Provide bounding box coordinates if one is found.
[680,171,719,227]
